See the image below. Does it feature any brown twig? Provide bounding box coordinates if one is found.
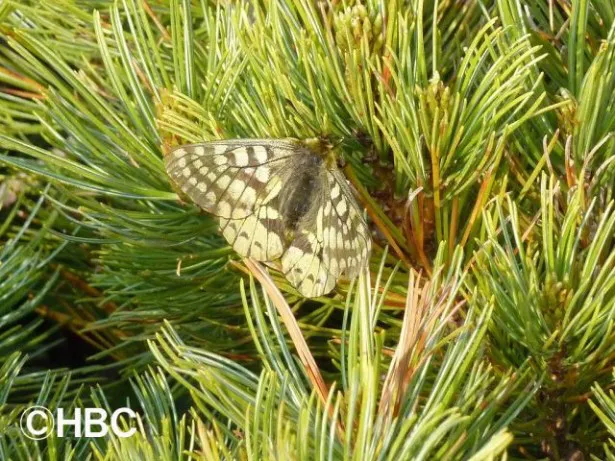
[0,87,44,100]
[54,266,118,315]
[460,168,493,247]
[403,188,433,274]
[142,0,171,41]
[0,66,45,93]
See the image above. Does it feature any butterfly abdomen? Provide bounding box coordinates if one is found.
[279,154,323,231]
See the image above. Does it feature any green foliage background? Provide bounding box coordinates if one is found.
[0,0,614,459]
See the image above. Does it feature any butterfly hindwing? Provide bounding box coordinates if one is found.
[219,196,286,261]
[322,169,371,279]
[282,229,336,298]
[281,169,371,297]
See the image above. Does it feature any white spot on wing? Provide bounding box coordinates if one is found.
[254,167,270,183]
[266,231,282,254]
[316,209,324,234]
[265,207,279,219]
[217,175,230,190]
[284,246,304,265]
[253,146,268,163]
[336,199,347,215]
[331,184,340,199]
[218,201,231,216]
[243,186,256,204]
[227,180,245,199]
[232,147,249,166]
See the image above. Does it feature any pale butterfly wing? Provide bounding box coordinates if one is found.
[281,168,371,297]
[165,139,371,297]
[165,140,300,220]
[217,181,288,262]
[322,169,371,279]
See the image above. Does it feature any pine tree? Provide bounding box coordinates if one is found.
[0,0,614,459]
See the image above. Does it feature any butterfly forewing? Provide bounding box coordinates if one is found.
[165,139,371,297]
[165,141,299,220]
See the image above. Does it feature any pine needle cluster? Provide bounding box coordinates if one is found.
[0,0,614,459]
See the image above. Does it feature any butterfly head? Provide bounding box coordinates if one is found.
[303,136,344,170]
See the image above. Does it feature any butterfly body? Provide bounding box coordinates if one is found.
[165,138,371,297]
[278,154,322,231]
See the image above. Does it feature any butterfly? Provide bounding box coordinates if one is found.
[165,138,371,297]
